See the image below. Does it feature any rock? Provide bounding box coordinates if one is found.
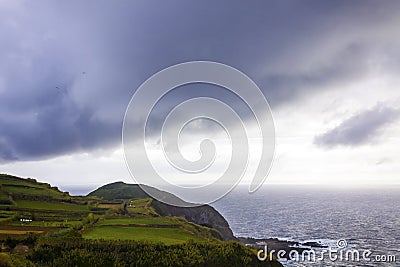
[151,200,236,241]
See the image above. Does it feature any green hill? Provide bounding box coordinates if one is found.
[89,181,191,207]
[88,181,149,200]
[0,174,68,201]
[88,181,235,241]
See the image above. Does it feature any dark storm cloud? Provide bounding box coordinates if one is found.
[0,93,120,161]
[314,104,400,148]
[1,0,400,161]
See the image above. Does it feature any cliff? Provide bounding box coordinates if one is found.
[151,199,235,241]
[89,182,235,240]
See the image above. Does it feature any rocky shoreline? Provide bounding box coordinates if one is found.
[238,236,328,254]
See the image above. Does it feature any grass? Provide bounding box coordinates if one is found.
[97,203,120,210]
[0,211,14,223]
[0,211,14,217]
[0,180,40,187]
[129,198,151,206]
[0,191,9,200]
[83,225,205,244]
[2,185,65,199]
[0,178,47,189]
[126,198,158,216]
[0,229,44,234]
[15,200,88,212]
[7,220,83,228]
[0,225,60,238]
[98,217,177,226]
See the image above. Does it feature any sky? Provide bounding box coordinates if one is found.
[0,0,399,191]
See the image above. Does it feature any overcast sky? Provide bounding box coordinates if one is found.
[1,0,399,190]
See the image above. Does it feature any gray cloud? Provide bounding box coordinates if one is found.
[314,104,400,148]
[0,94,121,161]
[1,0,400,161]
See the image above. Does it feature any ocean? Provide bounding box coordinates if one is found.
[211,185,400,266]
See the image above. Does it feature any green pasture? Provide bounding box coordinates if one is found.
[83,225,205,244]
[98,217,177,226]
[14,200,88,212]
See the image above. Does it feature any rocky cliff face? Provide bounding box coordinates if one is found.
[151,199,236,241]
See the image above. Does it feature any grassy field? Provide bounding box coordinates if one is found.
[0,225,60,239]
[83,225,205,244]
[0,211,14,217]
[14,200,88,212]
[0,179,44,188]
[2,185,65,199]
[0,229,44,234]
[6,220,83,228]
[97,203,120,210]
[0,191,10,200]
[126,198,158,216]
[98,217,177,226]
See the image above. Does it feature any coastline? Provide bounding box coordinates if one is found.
[238,236,327,254]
